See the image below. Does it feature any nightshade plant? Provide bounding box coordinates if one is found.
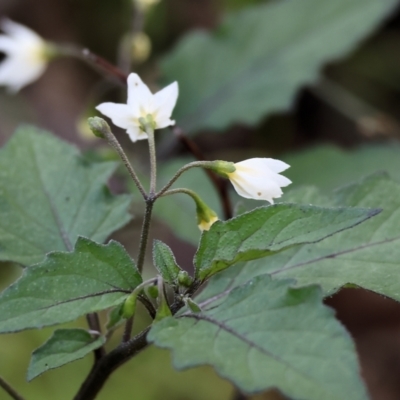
[1,1,400,400]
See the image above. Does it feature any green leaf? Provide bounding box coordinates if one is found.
[149,275,368,400]
[0,126,132,266]
[162,0,397,133]
[200,173,400,303]
[27,329,105,381]
[153,240,182,284]
[194,204,379,280]
[0,237,141,333]
[284,144,400,192]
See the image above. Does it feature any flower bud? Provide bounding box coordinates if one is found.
[146,284,159,299]
[121,292,138,319]
[177,271,193,288]
[88,117,110,139]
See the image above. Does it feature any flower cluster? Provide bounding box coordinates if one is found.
[0,17,291,230]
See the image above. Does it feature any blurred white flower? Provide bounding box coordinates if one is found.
[227,158,292,203]
[96,73,178,142]
[0,19,49,92]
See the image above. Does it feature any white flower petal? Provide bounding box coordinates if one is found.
[127,73,153,115]
[127,126,147,142]
[156,118,176,129]
[96,102,132,130]
[1,19,42,45]
[0,19,47,91]
[0,36,15,53]
[263,158,290,173]
[153,81,178,125]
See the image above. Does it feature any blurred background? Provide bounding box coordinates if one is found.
[2,0,400,399]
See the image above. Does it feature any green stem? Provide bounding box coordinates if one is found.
[0,376,25,400]
[156,161,218,199]
[136,199,155,274]
[146,127,157,195]
[101,125,147,200]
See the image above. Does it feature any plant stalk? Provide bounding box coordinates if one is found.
[146,127,157,195]
[156,161,219,199]
[101,125,147,200]
[0,376,25,400]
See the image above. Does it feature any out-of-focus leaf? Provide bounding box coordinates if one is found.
[149,275,368,400]
[0,238,141,333]
[283,144,400,192]
[195,204,379,280]
[0,126,132,266]
[199,174,400,304]
[162,0,398,134]
[27,329,105,381]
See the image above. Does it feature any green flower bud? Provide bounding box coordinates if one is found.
[121,292,138,319]
[88,117,110,139]
[146,285,159,299]
[178,271,193,287]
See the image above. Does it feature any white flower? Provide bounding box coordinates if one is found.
[227,158,292,203]
[0,19,49,92]
[96,73,178,142]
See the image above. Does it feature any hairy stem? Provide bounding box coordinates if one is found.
[146,127,157,195]
[74,282,200,400]
[57,45,128,84]
[0,376,25,400]
[136,199,155,274]
[101,126,147,200]
[172,126,233,219]
[74,328,150,400]
[156,161,218,199]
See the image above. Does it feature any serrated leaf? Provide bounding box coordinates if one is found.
[194,204,379,280]
[149,275,368,400]
[199,173,400,303]
[0,126,132,266]
[27,329,106,381]
[162,0,398,134]
[0,237,141,333]
[153,240,182,284]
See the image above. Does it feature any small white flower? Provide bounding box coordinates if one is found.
[227,158,292,203]
[96,73,178,142]
[0,19,49,92]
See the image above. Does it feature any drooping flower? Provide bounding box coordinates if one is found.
[96,73,178,142]
[226,158,292,203]
[0,19,50,92]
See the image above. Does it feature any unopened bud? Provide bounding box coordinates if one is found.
[178,271,193,287]
[146,284,159,299]
[121,292,138,319]
[88,117,111,139]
